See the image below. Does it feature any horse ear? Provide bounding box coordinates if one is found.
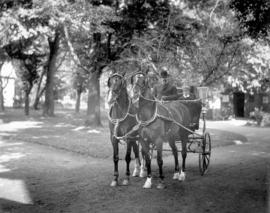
[131,75,134,85]
[145,76,148,86]
[107,77,111,88]
[121,79,127,88]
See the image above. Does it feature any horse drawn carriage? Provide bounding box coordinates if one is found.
[107,72,212,188]
[141,85,212,176]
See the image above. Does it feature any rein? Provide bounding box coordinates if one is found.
[108,98,139,141]
[136,97,158,127]
[108,98,134,124]
[136,93,202,136]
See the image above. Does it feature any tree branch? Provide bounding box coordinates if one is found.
[55,50,68,71]
[204,43,241,85]
[203,40,228,84]
[63,24,89,73]
[209,0,220,24]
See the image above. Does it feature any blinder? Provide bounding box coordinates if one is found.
[133,73,148,93]
[107,73,128,106]
[107,73,124,88]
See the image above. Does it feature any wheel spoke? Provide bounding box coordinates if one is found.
[199,132,211,175]
[204,156,209,169]
[203,157,207,170]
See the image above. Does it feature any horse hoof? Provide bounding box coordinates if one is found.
[172,172,180,180]
[179,171,186,181]
[110,180,118,187]
[157,182,165,189]
[143,183,152,189]
[143,177,152,189]
[139,169,147,178]
[122,179,129,186]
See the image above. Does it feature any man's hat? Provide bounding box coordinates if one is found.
[111,73,123,78]
[160,70,169,78]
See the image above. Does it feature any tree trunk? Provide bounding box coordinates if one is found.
[33,68,46,110]
[33,86,45,110]
[24,84,33,116]
[85,33,102,126]
[43,30,61,116]
[24,91,30,115]
[0,61,5,112]
[85,71,102,126]
[75,89,82,113]
[0,77,4,112]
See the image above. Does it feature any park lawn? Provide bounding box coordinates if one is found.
[0,108,247,159]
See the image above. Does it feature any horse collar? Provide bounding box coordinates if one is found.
[108,98,139,141]
[108,98,135,125]
[136,100,158,127]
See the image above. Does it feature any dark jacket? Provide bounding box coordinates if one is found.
[153,83,178,101]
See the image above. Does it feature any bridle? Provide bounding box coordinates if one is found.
[107,73,125,106]
[108,97,135,125]
[107,74,138,141]
[132,77,160,126]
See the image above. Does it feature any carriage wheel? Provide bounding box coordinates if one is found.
[199,132,211,176]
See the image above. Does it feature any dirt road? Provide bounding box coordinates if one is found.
[0,120,269,213]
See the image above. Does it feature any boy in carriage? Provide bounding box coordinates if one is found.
[180,85,197,100]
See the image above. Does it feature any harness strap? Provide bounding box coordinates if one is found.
[136,95,202,136]
[108,98,135,124]
[136,102,158,127]
[113,123,140,141]
[157,114,201,136]
[108,98,138,143]
[162,98,202,103]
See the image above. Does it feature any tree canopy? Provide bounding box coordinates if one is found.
[0,0,270,119]
[230,0,270,39]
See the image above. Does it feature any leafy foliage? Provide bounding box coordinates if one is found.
[230,0,270,39]
[0,0,270,116]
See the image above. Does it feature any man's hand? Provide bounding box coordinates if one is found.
[161,96,167,101]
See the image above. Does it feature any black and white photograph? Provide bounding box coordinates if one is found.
[0,0,269,212]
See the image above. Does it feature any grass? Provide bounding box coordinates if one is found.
[0,108,114,159]
[0,108,248,159]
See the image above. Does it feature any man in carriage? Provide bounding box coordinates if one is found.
[148,68,179,101]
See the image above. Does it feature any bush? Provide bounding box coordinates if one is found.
[261,112,270,127]
[249,107,263,125]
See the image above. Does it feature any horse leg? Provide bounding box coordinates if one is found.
[179,133,188,181]
[139,148,147,178]
[168,138,180,180]
[131,140,141,177]
[136,139,147,178]
[122,139,132,185]
[141,141,152,189]
[156,139,165,189]
[111,137,119,187]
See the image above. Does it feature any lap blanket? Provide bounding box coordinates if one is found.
[158,99,202,131]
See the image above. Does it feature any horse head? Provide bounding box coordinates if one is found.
[107,73,126,106]
[130,72,152,103]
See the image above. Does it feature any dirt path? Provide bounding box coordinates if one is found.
[0,120,269,213]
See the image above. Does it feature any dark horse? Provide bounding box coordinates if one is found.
[107,73,146,187]
[131,73,202,189]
